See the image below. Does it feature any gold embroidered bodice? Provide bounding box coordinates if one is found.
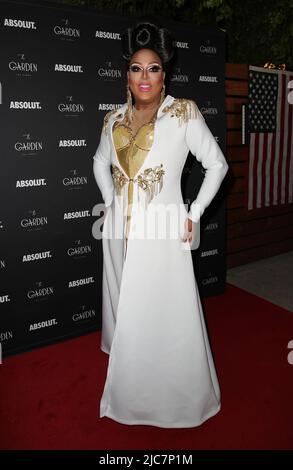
[112,121,155,177]
[112,118,164,252]
[112,119,157,243]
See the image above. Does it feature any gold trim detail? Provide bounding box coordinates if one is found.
[111,163,165,206]
[111,164,128,197]
[162,98,198,126]
[102,108,123,135]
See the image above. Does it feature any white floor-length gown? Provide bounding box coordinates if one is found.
[93,94,229,427]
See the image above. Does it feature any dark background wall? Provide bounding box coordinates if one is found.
[0,0,227,357]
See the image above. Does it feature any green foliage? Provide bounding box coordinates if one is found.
[45,0,293,69]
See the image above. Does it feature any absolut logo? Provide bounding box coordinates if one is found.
[68,277,94,288]
[200,44,217,55]
[9,54,38,75]
[21,210,48,230]
[99,103,123,111]
[59,139,86,147]
[170,67,189,83]
[204,222,218,232]
[64,210,91,220]
[16,178,47,188]
[29,318,58,331]
[10,101,41,109]
[198,75,218,83]
[174,41,189,49]
[27,282,54,300]
[15,133,43,154]
[63,170,88,188]
[55,64,83,73]
[97,61,121,80]
[67,241,92,257]
[58,96,84,114]
[95,30,120,40]
[4,18,37,29]
[23,251,52,262]
[0,294,10,304]
[0,331,13,341]
[201,249,219,257]
[202,275,218,286]
[72,307,96,322]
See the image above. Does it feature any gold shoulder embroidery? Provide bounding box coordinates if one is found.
[102,108,123,135]
[162,98,198,126]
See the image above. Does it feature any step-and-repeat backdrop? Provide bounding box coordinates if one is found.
[0,0,227,357]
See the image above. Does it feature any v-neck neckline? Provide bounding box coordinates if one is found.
[115,104,158,141]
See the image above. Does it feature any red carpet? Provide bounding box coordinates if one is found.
[0,284,292,450]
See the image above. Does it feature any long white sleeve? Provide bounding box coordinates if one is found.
[185,101,229,223]
[93,123,114,208]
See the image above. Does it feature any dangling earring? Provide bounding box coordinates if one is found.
[160,83,166,104]
[126,83,133,125]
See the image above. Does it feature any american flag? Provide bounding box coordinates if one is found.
[247,65,293,210]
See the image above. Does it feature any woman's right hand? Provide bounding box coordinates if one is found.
[182,217,196,245]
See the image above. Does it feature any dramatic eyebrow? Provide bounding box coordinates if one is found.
[129,61,161,65]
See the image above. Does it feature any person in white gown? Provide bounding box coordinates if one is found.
[93,20,229,428]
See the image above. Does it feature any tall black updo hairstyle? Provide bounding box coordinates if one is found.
[121,20,175,74]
